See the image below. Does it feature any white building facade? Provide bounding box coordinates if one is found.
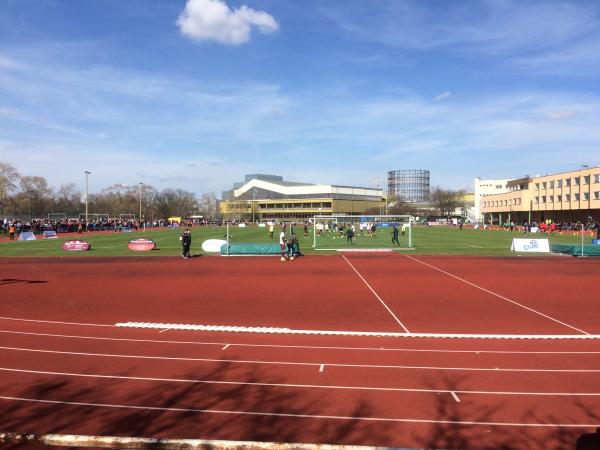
[473,177,512,223]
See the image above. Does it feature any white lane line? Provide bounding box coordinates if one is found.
[3,367,600,397]
[0,395,596,427]
[451,391,461,403]
[158,329,169,334]
[3,329,600,354]
[319,364,325,372]
[0,316,113,328]
[222,344,230,350]
[2,346,600,373]
[403,255,591,336]
[341,255,410,333]
[116,322,600,340]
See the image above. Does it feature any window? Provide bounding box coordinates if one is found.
[535,183,540,190]
[566,178,571,187]
[584,175,590,185]
[541,196,546,203]
[549,180,554,188]
[496,184,502,189]
[557,195,562,202]
[542,182,547,189]
[594,174,600,183]
[565,194,571,202]
[549,196,553,203]
[557,180,562,188]
[574,177,580,186]
[535,196,539,203]
[584,192,590,201]
[594,192,600,200]
[575,193,580,201]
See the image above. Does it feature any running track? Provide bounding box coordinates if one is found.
[1,255,600,449]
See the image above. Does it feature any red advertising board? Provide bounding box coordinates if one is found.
[62,240,91,251]
[128,238,156,251]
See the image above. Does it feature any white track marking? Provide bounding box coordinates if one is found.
[3,329,600,354]
[451,391,461,402]
[2,346,600,372]
[344,255,411,332]
[403,255,591,335]
[158,329,169,334]
[222,344,230,350]
[116,322,600,340]
[319,364,325,372]
[0,395,596,428]
[2,367,600,397]
[0,316,113,327]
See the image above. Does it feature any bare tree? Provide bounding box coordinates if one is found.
[0,161,20,216]
[13,176,53,219]
[54,183,82,217]
[429,186,466,218]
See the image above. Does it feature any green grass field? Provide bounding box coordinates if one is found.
[0,225,594,257]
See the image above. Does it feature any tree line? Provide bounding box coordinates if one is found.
[0,161,218,220]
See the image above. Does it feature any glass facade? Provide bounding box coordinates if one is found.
[387,169,430,202]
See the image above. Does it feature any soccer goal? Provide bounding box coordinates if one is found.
[313,215,414,250]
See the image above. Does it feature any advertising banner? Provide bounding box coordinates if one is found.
[511,238,550,253]
[62,240,91,251]
[128,238,156,251]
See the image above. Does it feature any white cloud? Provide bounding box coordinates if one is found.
[434,91,451,102]
[176,0,279,45]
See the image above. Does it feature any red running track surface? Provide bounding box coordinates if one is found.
[1,255,600,449]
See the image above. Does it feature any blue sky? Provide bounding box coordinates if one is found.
[1,0,600,196]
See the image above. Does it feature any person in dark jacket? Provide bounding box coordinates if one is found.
[181,229,192,259]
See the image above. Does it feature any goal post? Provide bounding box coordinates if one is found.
[313,215,413,250]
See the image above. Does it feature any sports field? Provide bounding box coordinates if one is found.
[0,224,595,257]
[1,226,600,450]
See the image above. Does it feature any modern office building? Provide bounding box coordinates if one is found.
[220,174,385,221]
[387,170,430,202]
[480,167,600,224]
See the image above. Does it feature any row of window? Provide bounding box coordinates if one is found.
[258,202,332,209]
[535,192,600,203]
[482,191,600,208]
[535,174,600,190]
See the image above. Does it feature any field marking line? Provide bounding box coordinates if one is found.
[451,391,461,403]
[319,364,325,372]
[158,329,169,334]
[403,255,591,336]
[0,395,596,427]
[463,244,483,248]
[3,367,600,397]
[341,254,411,333]
[4,329,600,354]
[222,344,230,350]
[0,316,113,327]
[3,346,600,373]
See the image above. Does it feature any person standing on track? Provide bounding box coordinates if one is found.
[181,229,192,259]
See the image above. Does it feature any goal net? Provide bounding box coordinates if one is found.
[313,215,413,250]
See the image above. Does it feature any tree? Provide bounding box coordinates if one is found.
[13,176,53,219]
[0,161,20,215]
[429,186,466,218]
[54,183,83,217]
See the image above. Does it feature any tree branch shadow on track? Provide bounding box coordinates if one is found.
[0,279,48,286]
[0,361,384,447]
[415,374,600,450]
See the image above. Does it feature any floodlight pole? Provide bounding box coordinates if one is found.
[84,171,91,225]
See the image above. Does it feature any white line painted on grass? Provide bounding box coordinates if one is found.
[403,255,591,335]
[0,395,596,427]
[341,255,410,333]
[451,391,461,403]
[4,329,600,353]
[3,346,600,373]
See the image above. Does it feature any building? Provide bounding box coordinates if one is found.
[480,167,600,225]
[473,177,512,223]
[220,174,385,221]
[387,170,430,202]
